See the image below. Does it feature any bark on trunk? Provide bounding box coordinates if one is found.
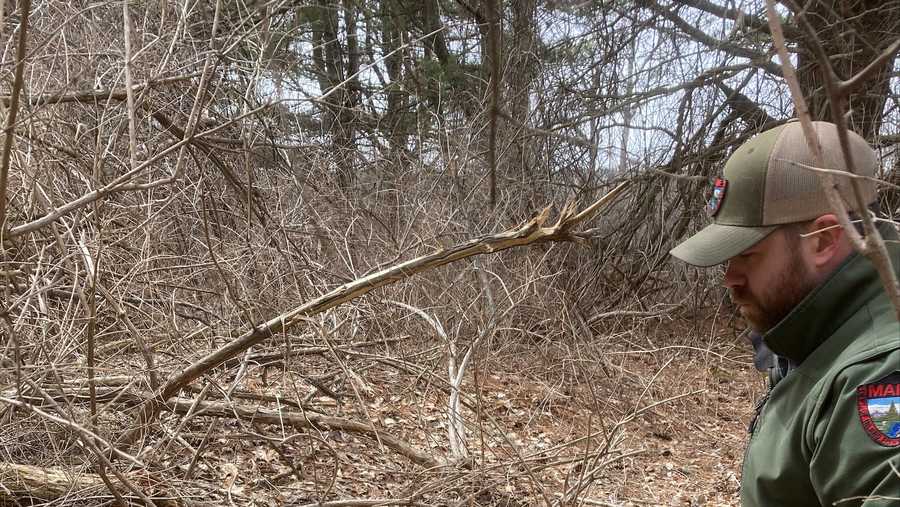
[794,0,899,139]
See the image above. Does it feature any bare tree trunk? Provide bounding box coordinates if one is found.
[312,0,359,189]
[381,0,408,156]
[507,0,538,179]
[794,0,899,139]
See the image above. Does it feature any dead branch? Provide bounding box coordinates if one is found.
[784,160,900,190]
[587,307,675,325]
[4,102,267,238]
[167,398,444,469]
[294,500,422,507]
[0,0,31,233]
[0,396,145,467]
[0,74,200,107]
[122,0,139,172]
[118,181,631,449]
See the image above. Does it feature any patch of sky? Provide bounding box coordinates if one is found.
[234,3,899,174]
[869,397,900,414]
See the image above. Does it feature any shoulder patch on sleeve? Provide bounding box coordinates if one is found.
[856,372,900,447]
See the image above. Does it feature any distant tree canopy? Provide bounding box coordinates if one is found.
[3,2,897,225]
[223,0,900,216]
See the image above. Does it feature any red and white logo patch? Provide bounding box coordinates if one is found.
[706,178,728,217]
[856,372,900,447]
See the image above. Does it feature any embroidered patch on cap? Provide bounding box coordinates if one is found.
[856,372,900,447]
[706,178,728,217]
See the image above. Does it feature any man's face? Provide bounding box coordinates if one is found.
[723,227,819,333]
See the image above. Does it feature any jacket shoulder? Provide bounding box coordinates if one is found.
[806,300,899,443]
[805,346,900,505]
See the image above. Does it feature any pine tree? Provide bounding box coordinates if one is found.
[887,401,899,421]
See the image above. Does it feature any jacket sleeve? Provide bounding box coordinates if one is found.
[807,348,900,506]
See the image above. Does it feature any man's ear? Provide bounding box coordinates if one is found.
[808,214,845,268]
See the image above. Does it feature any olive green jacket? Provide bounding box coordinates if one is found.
[741,226,900,506]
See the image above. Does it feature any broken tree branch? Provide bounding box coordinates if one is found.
[117,181,631,449]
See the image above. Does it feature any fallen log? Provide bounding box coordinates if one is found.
[0,462,180,505]
[167,398,443,469]
[0,462,104,500]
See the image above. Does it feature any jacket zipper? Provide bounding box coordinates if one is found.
[740,382,773,494]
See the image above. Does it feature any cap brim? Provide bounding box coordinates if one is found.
[669,223,777,267]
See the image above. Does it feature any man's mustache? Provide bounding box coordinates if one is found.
[729,289,754,306]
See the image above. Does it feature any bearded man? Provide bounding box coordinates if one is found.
[670,120,900,506]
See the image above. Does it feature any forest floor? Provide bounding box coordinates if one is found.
[4,313,765,506]
[562,319,763,506]
[170,314,764,506]
[438,315,765,506]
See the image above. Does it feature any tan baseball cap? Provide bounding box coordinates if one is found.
[670,121,878,267]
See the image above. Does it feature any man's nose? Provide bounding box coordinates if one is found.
[723,261,744,289]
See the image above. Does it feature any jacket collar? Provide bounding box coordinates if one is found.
[763,223,900,364]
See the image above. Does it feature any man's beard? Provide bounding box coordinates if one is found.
[730,255,819,333]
